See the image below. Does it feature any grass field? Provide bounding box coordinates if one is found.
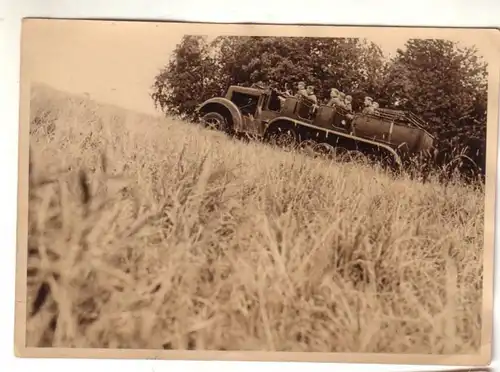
[25,83,485,354]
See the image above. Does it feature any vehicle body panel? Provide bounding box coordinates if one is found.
[351,109,434,154]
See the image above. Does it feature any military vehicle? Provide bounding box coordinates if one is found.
[195,84,435,168]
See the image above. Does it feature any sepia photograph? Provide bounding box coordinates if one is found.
[14,19,499,366]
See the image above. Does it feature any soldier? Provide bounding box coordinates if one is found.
[362,96,375,114]
[283,83,293,96]
[344,95,353,112]
[296,81,308,98]
[340,92,351,109]
[327,88,344,107]
[305,85,318,105]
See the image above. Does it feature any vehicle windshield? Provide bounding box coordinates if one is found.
[267,90,282,112]
[231,91,260,116]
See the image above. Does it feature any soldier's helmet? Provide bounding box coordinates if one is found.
[330,88,340,97]
[364,96,373,105]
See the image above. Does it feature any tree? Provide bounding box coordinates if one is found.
[381,39,488,145]
[151,35,390,121]
[379,39,488,176]
[210,36,389,111]
[151,35,221,118]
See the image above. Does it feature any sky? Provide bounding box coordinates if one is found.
[22,20,493,116]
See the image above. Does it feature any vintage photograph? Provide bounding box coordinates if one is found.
[15,19,498,365]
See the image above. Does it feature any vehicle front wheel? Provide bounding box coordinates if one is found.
[201,112,228,132]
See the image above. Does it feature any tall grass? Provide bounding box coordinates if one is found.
[25,84,484,353]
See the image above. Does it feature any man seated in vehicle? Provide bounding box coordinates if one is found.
[343,95,355,121]
[294,85,317,119]
[295,81,308,99]
[340,95,355,123]
[306,85,318,105]
[339,91,346,103]
[362,96,375,114]
[327,88,344,107]
[344,95,353,112]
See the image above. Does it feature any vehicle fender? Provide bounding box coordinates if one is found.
[197,97,243,129]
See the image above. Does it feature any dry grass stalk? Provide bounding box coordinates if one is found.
[25,84,484,353]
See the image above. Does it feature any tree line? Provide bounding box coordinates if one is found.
[151,35,488,181]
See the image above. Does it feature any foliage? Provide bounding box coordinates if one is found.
[152,35,391,117]
[380,39,488,172]
[151,36,219,118]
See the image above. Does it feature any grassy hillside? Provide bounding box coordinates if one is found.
[25,84,485,354]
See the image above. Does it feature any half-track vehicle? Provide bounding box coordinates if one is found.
[195,84,435,168]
